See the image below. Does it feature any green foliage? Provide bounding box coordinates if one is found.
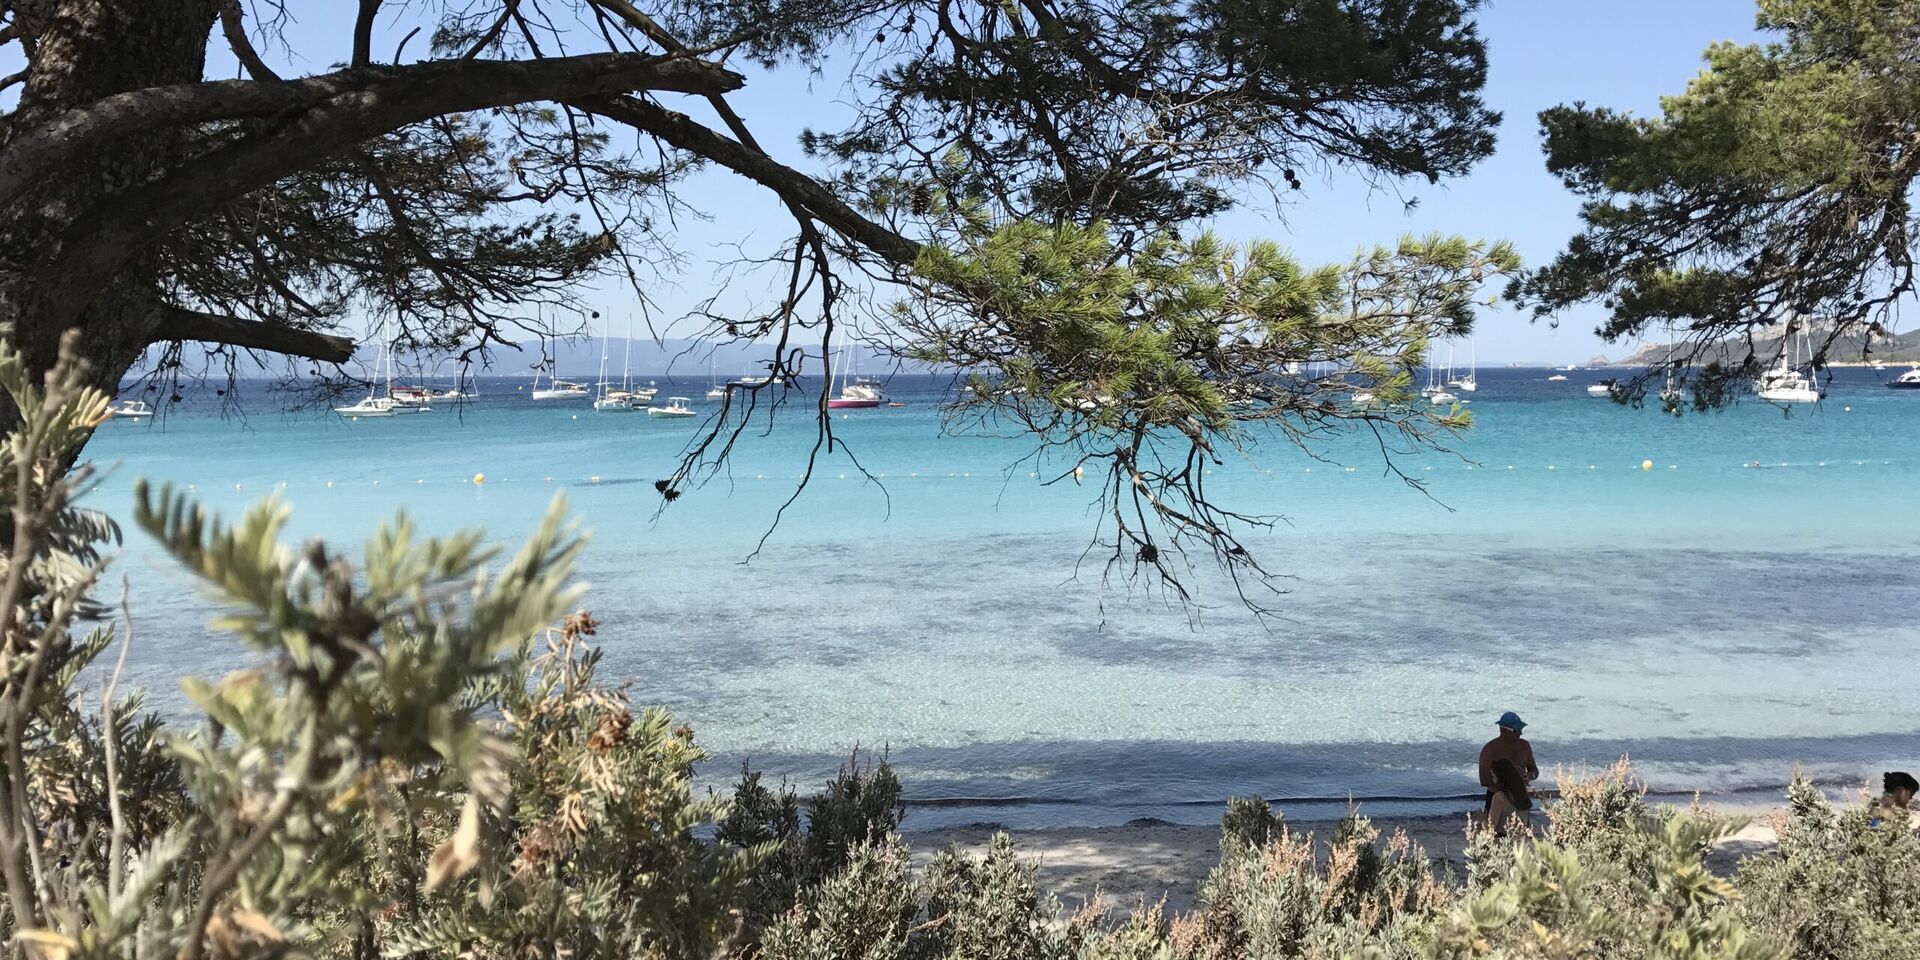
[1738,778,1920,960]
[1219,795,1283,851]
[718,752,908,942]
[903,219,1516,593]
[1515,0,1920,400]
[1180,812,1442,960]
[1432,815,1780,960]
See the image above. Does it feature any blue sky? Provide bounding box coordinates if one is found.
[196,1,1768,364]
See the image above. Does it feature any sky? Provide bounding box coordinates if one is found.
[50,0,1771,366]
[593,0,1767,365]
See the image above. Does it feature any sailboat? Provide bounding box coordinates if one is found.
[1449,342,1478,392]
[592,333,631,412]
[1659,334,1684,404]
[827,348,885,409]
[337,315,402,417]
[601,317,655,407]
[705,358,727,399]
[530,362,589,401]
[1755,323,1822,403]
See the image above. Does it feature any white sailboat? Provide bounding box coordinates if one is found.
[592,333,630,412]
[828,348,886,409]
[705,359,727,399]
[337,315,403,417]
[602,317,655,407]
[1755,324,1822,403]
[1450,342,1478,392]
[531,363,589,401]
[1419,351,1444,399]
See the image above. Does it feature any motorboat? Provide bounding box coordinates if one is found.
[647,396,698,418]
[1429,390,1458,405]
[1586,381,1615,398]
[1351,390,1376,406]
[107,399,153,419]
[1547,374,1568,382]
[1886,368,1920,390]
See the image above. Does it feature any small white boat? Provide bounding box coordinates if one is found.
[1885,367,1920,390]
[1351,390,1376,406]
[335,396,397,418]
[1587,381,1614,398]
[705,386,728,399]
[1429,390,1458,405]
[646,396,698,418]
[1547,374,1568,382]
[107,399,153,419]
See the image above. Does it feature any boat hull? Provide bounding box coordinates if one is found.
[1887,381,1920,390]
[1758,388,1821,403]
[827,398,883,409]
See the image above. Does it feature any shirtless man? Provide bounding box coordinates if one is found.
[1479,711,1538,811]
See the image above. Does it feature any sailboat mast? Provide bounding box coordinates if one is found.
[622,315,634,392]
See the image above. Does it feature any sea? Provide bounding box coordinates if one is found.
[81,367,1919,828]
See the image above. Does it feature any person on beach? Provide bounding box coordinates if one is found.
[1479,711,1538,813]
[1872,771,1916,826]
[1486,757,1534,836]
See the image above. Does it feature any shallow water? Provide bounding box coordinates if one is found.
[84,367,1920,827]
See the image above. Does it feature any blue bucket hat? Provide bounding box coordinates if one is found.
[1497,711,1526,731]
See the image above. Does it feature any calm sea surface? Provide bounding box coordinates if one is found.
[82,368,1919,826]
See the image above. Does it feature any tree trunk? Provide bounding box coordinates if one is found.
[0,0,218,434]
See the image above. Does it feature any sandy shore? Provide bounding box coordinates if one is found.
[906,812,1780,914]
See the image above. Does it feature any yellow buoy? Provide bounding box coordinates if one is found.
[1641,459,1653,471]
[472,473,485,485]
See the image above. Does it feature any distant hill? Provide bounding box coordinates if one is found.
[1606,326,1920,368]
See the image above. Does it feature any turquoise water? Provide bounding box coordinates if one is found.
[84,369,1919,826]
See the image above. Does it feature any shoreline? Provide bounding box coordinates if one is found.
[904,809,1782,914]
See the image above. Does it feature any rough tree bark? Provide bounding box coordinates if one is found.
[0,0,222,431]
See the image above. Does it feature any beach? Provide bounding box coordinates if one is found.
[906,810,1785,914]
